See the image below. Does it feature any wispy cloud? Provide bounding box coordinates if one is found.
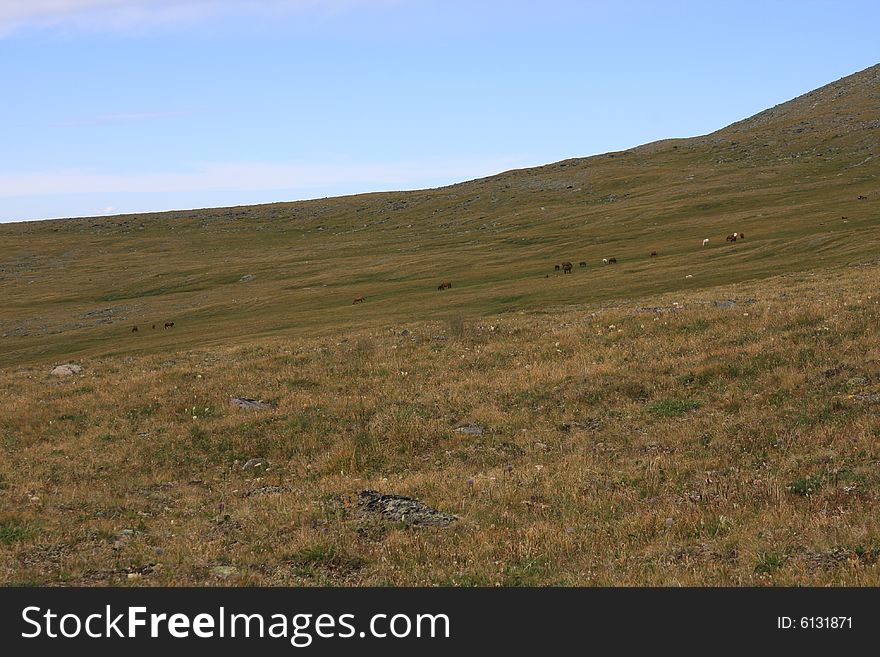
[0,1,395,37]
[0,157,527,198]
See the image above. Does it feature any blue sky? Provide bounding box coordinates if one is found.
[1,0,877,223]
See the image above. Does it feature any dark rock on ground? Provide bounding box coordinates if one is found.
[355,490,457,527]
[230,396,272,410]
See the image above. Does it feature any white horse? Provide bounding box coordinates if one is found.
[702,238,709,246]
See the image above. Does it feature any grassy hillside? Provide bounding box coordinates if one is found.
[0,64,879,586]
[1,65,877,368]
[2,265,879,585]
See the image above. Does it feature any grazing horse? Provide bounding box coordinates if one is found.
[352,296,365,305]
[738,232,745,240]
[702,238,710,246]
[152,324,156,329]
[726,234,737,242]
[579,261,587,268]
[554,264,561,271]
[608,257,617,264]
[438,281,452,290]
[858,195,868,200]
[164,321,174,329]
[561,261,573,273]
[131,326,138,333]
[650,251,658,257]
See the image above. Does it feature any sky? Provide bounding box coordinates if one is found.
[0,0,878,223]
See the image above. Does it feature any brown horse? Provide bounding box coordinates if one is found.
[608,257,617,264]
[579,261,587,268]
[164,321,174,329]
[352,296,365,305]
[561,261,573,274]
[131,326,138,333]
[437,281,452,290]
[738,232,745,240]
[858,194,868,200]
[726,234,737,242]
[650,251,658,257]
[554,264,561,271]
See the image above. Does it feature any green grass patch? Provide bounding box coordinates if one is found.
[648,398,702,417]
[285,544,366,576]
[0,520,30,545]
[754,551,786,575]
[789,475,822,497]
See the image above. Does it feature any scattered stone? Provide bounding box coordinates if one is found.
[664,517,675,529]
[51,363,83,377]
[803,547,854,568]
[714,299,737,308]
[242,458,269,471]
[211,565,238,579]
[230,396,272,410]
[355,490,457,527]
[846,377,868,387]
[239,274,255,282]
[454,423,484,436]
[243,485,290,498]
[112,529,139,550]
[569,418,602,432]
[853,392,880,403]
[400,329,410,337]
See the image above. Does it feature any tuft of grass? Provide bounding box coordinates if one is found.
[648,399,702,417]
[503,556,552,587]
[789,475,822,497]
[447,314,467,340]
[755,551,786,575]
[0,520,30,545]
[285,544,366,576]
[679,319,710,334]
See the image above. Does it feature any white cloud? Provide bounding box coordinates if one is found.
[0,1,395,36]
[0,157,526,198]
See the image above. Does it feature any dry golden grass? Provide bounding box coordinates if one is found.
[2,262,879,586]
[1,64,878,586]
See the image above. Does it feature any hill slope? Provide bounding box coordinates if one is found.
[1,65,880,587]
[1,64,878,367]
